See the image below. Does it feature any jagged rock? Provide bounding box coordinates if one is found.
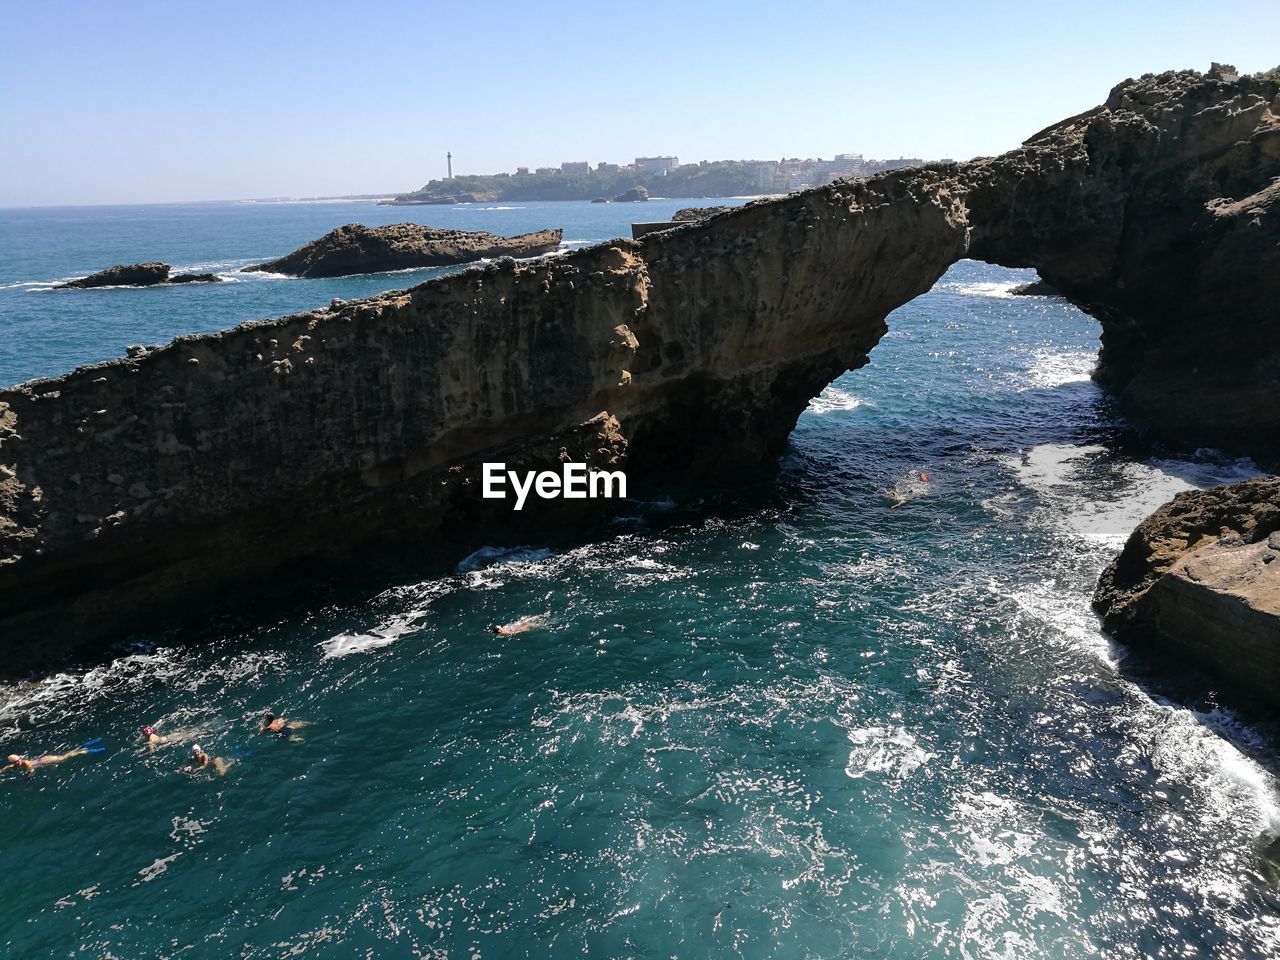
[55,262,171,289]
[591,197,609,204]
[243,223,564,278]
[1010,279,1061,296]
[3,64,1279,663]
[672,206,733,222]
[1094,476,1280,710]
[965,66,1280,461]
[168,273,223,284]
[612,186,649,202]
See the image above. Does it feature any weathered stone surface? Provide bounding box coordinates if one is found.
[612,186,649,202]
[55,262,172,289]
[964,65,1280,461]
[1094,476,1280,709]
[1010,279,1061,297]
[672,206,734,222]
[2,64,1279,664]
[243,223,564,278]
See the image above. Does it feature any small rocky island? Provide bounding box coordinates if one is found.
[1094,477,1280,709]
[55,262,223,289]
[242,223,564,278]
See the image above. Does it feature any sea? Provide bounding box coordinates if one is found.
[1,198,1278,959]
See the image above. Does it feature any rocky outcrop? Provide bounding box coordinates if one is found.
[1010,279,1061,297]
[964,64,1280,462]
[3,65,1278,665]
[243,223,564,278]
[672,206,733,221]
[0,172,967,664]
[612,186,649,202]
[54,263,225,289]
[1094,477,1280,710]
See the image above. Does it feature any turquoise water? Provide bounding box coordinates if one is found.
[2,201,1279,958]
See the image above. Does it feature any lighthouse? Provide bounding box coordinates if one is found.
[447,152,452,180]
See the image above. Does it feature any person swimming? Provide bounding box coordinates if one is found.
[492,614,549,636]
[140,726,168,751]
[5,740,103,776]
[259,711,307,739]
[182,744,230,776]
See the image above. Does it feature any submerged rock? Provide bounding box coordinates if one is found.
[242,223,564,278]
[1094,476,1280,711]
[611,186,649,202]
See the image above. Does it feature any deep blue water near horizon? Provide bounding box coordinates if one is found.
[1,201,1279,959]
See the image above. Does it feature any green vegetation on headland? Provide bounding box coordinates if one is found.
[389,161,762,204]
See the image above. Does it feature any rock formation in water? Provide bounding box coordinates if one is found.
[964,62,1280,460]
[1093,476,1280,709]
[2,64,1278,665]
[611,186,649,202]
[54,263,224,289]
[242,223,564,278]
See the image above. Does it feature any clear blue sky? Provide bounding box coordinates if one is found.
[2,0,1275,206]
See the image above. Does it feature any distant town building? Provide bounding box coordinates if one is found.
[515,166,530,175]
[534,166,557,175]
[635,156,679,174]
[596,161,620,173]
[561,161,590,175]
[750,154,924,193]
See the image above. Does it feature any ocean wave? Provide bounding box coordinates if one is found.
[940,279,1024,299]
[844,725,934,780]
[1001,443,1264,545]
[806,385,868,415]
[1009,348,1097,389]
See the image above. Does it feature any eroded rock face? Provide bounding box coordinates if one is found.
[243,223,565,278]
[2,65,1278,663]
[1094,477,1280,709]
[964,65,1280,461]
[0,172,967,662]
[612,186,649,202]
[671,206,733,222]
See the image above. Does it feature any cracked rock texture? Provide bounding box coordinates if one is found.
[1094,476,1280,710]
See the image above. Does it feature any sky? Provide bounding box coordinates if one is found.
[2,0,1276,207]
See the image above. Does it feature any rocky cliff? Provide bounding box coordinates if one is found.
[243,224,564,278]
[1094,477,1280,710]
[2,65,1277,664]
[964,63,1280,461]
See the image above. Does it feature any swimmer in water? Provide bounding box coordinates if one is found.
[140,726,168,751]
[492,614,549,636]
[5,743,99,776]
[182,744,230,777]
[259,711,307,739]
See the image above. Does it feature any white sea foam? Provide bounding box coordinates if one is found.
[844,725,934,780]
[806,385,867,415]
[941,279,1024,299]
[319,625,407,659]
[1012,348,1097,389]
[456,545,555,573]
